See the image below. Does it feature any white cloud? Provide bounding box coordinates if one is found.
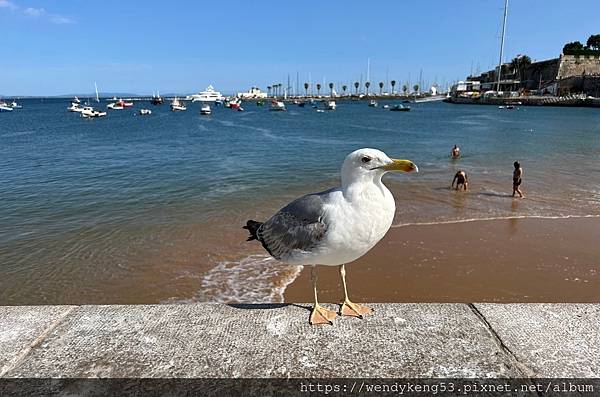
[24,7,45,17]
[0,0,18,10]
[1,2,74,23]
[50,15,73,24]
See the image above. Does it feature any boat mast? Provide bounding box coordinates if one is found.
[496,0,508,93]
[94,82,99,103]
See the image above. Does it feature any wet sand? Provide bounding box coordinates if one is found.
[284,216,600,303]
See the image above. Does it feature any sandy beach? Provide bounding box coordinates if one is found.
[284,216,600,303]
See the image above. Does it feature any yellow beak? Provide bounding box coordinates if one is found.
[382,159,418,173]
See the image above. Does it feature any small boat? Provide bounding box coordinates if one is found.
[0,102,13,112]
[382,104,390,109]
[121,99,134,108]
[72,96,81,104]
[170,97,186,111]
[139,109,152,115]
[316,109,325,113]
[390,104,410,112]
[67,102,84,112]
[107,101,124,110]
[81,106,107,118]
[228,98,242,110]
[325,100,336,110]
[150,90,164,105]
[10,101,22,109]
[270,100,286,111]
[200,104,211,115]
[368,100,378,107]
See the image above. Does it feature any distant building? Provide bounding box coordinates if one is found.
[459,54,600,97]
[237,87,267,99]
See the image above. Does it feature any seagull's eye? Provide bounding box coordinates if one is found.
[361,157,372,164]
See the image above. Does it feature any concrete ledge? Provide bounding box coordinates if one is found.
[0,304,598,378]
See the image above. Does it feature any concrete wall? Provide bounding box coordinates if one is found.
[558,54,600,79]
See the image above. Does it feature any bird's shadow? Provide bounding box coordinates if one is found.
[227,303,311,312]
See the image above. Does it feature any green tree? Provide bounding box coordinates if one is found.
[510,55,532,82]
[413,84,419,93]
[563,41,584,54]
[316,83,321,96]
[402,84,408,95]
[378,81,384,95]
[304,82,309,97]
[587,34,600,50]
[328,82,334,97]
[390,80,396,95]
[354,82,359,95]
[342,85,348,96]
[365,81,371,96]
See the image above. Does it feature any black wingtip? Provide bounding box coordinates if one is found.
[243,220,263,242]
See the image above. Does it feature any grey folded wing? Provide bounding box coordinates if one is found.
[257,192,330,260]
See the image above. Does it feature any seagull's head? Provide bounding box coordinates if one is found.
[341,148,418,187]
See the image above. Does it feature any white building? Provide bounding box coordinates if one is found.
[237,87,267,99]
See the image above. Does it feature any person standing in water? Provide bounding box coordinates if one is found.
[451,145,461,159]
[512,161,524,198]
[452,170,468,191]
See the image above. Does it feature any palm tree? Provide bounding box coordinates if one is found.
[365,82,371,96]
[354,82,359,95]
[316,83,321,97]
[402,84,408,95]
[342,85,347,96]
[328,82,334,97]
[378,82,384,95]
[391,80,396,95]
[304,82,309,97]
[267,86,272,97]
[413,84,419,93]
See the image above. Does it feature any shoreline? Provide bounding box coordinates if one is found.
[283,215,600,303]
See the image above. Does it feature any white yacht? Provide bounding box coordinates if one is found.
[10,100,22,109]
[187,85,224,102]
[269,100,286,111]
[81,106,107,118]
[67,102,84,112]
[0,102,13,112]
[200,104,211,115]
[325,100,336,110]
[170,97,187,111]
[139,109,152,115]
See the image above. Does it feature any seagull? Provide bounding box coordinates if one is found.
[244,148,418,325]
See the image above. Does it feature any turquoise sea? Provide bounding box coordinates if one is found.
[1,99,599,304]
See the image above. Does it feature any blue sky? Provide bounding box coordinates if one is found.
[2,0,599,96]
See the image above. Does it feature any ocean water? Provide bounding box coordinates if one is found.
[1,99,599,304]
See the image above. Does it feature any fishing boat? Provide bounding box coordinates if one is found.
[368,100,378,107]
[107,100,125,110]
[170,97,186,111]
[187,85,224,102]
[325,100,336,110]
[200,104,211,115]
[10,100,22,109]
[228,98,242,110]
[0,102,13,112]
[81,106,107,118]
[150,91,164,105]
[72,96,81,104]
[390,104,410,112]
[269,100,286,111]
[67,102,84,112]
[139,109,152,115]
